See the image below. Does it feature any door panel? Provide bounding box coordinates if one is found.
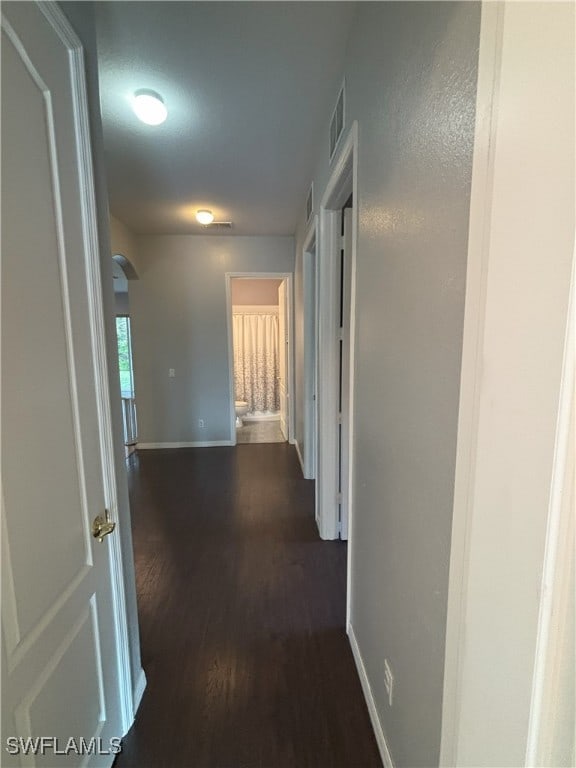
[1,4,124,765]
[2,42,90,630]
[16,602,104,767]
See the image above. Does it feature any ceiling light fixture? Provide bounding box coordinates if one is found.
[196,210,215,225]
[132,89,167,126]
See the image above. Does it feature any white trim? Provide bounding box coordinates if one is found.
[294,440,306,478]
[525,250,575,765]
[225,274,237,446]
[329,78,346,163]
[132,667,147,716]
[137,441,234,449]
[302,215,318,482]
[37,2,135,735]
[284,277,295,445]
[439,6,504,764]
[348,625,393,768]
[225,272,294,446]
[306,181,314,224]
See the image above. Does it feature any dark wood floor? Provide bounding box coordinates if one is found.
[115,443,381,768]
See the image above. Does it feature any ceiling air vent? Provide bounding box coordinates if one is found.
[203,221,233,230]
[329,82,345,162]
[306,182,314,223]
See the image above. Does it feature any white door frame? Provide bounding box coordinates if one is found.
[525,256,574,766]
[1,1,135,736]
[302,216,318,483]
[316,121,358,553]
[225,272,294,446]
[440,3,575,763]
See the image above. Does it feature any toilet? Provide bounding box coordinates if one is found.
[235,400,249,427]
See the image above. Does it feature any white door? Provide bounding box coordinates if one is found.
[278,281,288,440]
[2,4,126,766]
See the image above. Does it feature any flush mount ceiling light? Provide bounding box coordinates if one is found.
[132,89,167,126]
[195,210,215,225]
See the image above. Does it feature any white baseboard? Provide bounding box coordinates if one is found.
[348,624,394,768]
[294,440,306,477]
[132,667,147,716]
[137,440,234,449]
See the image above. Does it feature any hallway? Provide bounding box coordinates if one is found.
[116,444,381,768]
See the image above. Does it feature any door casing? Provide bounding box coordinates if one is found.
[302,216,318,485]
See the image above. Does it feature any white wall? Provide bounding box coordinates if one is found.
[293,3,481,766]
[130,235,294,445]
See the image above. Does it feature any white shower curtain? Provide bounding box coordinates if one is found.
[233,311,280,414]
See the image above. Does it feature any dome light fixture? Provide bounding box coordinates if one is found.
[196,210,215,226]
[132,89,167,126]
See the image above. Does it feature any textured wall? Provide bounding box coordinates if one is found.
[130,235,293,444]
[293,3,481,765]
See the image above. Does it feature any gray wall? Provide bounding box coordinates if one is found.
[130,235,294,444]
[115,291,129,315]
[293,3,481,766]
[59,1,143,704]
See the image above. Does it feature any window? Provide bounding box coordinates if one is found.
[116,316,135,398]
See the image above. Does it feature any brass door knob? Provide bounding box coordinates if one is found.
[92,509,116,542]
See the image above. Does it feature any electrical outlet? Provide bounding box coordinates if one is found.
[384,659,394,706]
[168,368,176,377]
[198,419,205,429]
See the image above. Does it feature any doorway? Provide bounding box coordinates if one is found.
[112,258,138,455]
[338,195,353,541]
[225,273,294,445]
[316,122,357,553]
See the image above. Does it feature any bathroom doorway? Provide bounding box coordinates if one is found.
[225,273,293,445]
[112,257,138,456]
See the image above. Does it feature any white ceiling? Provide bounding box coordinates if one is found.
[96,2,357,236]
